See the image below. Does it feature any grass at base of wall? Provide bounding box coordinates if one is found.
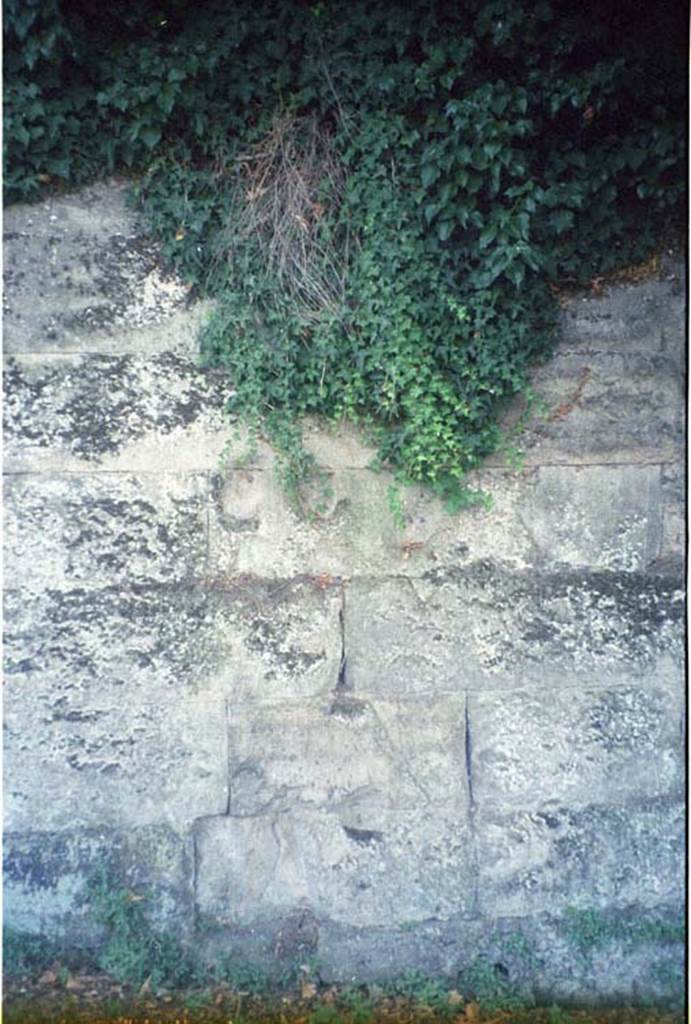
[3,988,687,1024]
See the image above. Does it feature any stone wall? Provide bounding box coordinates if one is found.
[3,182,685,1004]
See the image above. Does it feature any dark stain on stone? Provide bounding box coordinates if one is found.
[274,907,319,959]
[223,515,260,533]
[329,695,368,718]
[51,708,104,724]
[245,616,325,674]
[343,826,383,846]
[4,351,228,459]
[534,811,561,830]
[4,584,215,693]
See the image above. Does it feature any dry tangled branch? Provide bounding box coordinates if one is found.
[212,113,350,322]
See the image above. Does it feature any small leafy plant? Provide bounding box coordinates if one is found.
[87,868,202,991]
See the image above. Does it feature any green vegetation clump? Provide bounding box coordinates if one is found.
[86,869,203,990]
[4,0,685,506]
[562,907,686,957]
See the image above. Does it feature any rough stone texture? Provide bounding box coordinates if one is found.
[3,826,192,942]
[475,798,685,918]
[195,808,476,931]
[3,183,685,1005]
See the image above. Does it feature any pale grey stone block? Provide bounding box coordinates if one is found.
[528,464,663,571]
[195,807,476,931]
[3,825,191,942]
[469,684,684,813]
[4,691,228,832]
[4,472,208,592]
[3,352,230,472]
[475,798,685,917]
[3,181,211,356]
[345,569,684,696]
[227,693,468,816]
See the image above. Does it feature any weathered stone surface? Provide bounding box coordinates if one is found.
[201,577,343,705]
[2,181,685,1002]
[475,797,685,918]
[469,683,684,813]
[3,352,231,472]
[3,826,191,941]
[556,266,683,354]
[345,569,684,696]
[660,461,686,566]
[227,693,468,816]
[526,464,663,571]
[506,351,683,466]
[3,181,211,355]
[4,472,208,592]
[209,459,672,579]
[195,807,476,931]
[208,464,539,579]
[4,579,342,715]
[4,688,228,832]
[3,585,219,702]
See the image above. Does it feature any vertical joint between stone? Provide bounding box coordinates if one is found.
[336,582,347,692]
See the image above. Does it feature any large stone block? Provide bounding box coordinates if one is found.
[469,683,684,814]
[3,352,231,472]
[3,181,211,356]
[514,351,683,466]
[227,693,468,816]
[4,689,228,832]
[556,266,683,354]
[208,462,549,579]
[346,568,684,697]
[4,472,208,592]
[3,825,191,943]
[3,585,220,702]
[195,807,476,931]
[206,577,344,705]
[475,797,685,918]
[527,464,663,571]
[4,577,342,707]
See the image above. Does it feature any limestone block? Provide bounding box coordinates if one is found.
[526,464,663,571]
[3,825,191,942]
[207,577,343,704]
[227,693,468,816]
[4,688,228,832]
[3,181,211,355]
[346,569,684,696]
[475,797,685,917]
[210,459,675,579]
[3,352,231,472]
[4,472,208,592]
[195,807,476,930]
[469,683,684,814]
[556,265,684,354]
[207,462,547,579]
[3,585,222,703]
[5,576,342,708]
[513,351,683,465]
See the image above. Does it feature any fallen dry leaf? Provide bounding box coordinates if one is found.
[38,970,57,986]
[465,1001,480,1020]
[300,978,317,1000]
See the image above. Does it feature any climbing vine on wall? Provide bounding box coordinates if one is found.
[5,0,686,508]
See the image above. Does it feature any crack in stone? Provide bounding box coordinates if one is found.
[464,695,480,916]
[464,699,475,813]
[224,698,232,816]
[329,583,355,717]
[336,585,348,692]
